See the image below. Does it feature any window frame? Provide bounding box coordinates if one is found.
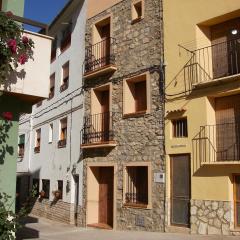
[123,72,151,118]
[49,73,55,100]
[123,162,152,209]
[42,179,50,199]
[131,0,144,24]
[171,118,188,138]
[60,62,69,92]
[18,134,25,158]
[34,129,41,153]
[58,117,67,148]
[49,123,53,143]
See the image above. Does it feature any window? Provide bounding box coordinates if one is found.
[60,62,69,92]
[125,166,148,207]
[132,0,144,23]
[123,73,150,117]
[172,118,188,138]
[58,117,67,148]
[34,129,41,153]
[61,25,71,52]
[42,179,50,199]
[49,123,53,143]
[57,180,63,199]
[18,134,25,157]
[49,73,55,99]
[32,179,40,197]
[51,38,57,62]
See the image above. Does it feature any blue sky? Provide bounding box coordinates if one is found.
[24,0,69,31]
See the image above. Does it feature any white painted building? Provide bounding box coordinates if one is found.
[17,0,86,224]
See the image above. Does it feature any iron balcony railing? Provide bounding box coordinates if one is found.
[193,122,240,165]
[84,37,116,74]
[81,112,114,145]
[184,37,240,86]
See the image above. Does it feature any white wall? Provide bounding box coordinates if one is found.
[17,0,86,206]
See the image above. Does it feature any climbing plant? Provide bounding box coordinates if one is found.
[0,11,34,84]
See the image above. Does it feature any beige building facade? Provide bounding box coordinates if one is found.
[164,0,240,235]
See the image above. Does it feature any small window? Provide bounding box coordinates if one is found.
[49,73,55,99]
[18,134,25,157]
[125,166,148,207]
[49,123,53,143]
[34,129,41,153]
[61,25,71,52]
[32,179,40,197]
[36,101,42,107]
[51,38,57,62]
[58,117,67,148]
[60,62,69,92]
[42,179,50,199]
[172,118,188,138]
[58,180,63,199]
[123,73,149,117]
[132,0,144,23]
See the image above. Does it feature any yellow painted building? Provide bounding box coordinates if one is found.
[164,0,240,235]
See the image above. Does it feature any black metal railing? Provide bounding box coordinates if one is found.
[125,193,148,205]
[81,112,114,145]
[193,122,240,165]
[84,37,116,74]
[185,38,240,86]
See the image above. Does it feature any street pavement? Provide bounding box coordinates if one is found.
[16,216,240,240]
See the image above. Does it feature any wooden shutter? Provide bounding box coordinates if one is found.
[211,18,240,78]
[135,80,147,112]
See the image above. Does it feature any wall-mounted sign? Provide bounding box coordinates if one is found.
[154,172,165,183]
[171,144,187,148]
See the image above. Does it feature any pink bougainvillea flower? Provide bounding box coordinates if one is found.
[2,112,13,121]
[7,39,17,54]
[5,11,13,17]
[22,36,29,45]
[18,54,28,65]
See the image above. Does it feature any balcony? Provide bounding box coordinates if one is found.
[0,13,52,104]
[80,112,116,149]
[84,37,116,79]
[193,122,240,166]
[185,38,240,89]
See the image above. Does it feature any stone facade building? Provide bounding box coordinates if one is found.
[81,0,165,231]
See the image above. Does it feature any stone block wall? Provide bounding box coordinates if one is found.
[191,199,232,235]
[82,0,165,232]
[31,199,84,225]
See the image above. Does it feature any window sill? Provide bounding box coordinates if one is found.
[123,203,150,209]
[123,110,147,118]
[131,16,144,25]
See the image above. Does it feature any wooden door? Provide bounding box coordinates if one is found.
[100,24,110,66]
[98,167,114,227]
[74,175,79,225]
[211,18,240,78]
[234,175,240,227]
[171,155,191,227]
[135,81,147,112]
[215,95,240,161]
[101,91,110,141]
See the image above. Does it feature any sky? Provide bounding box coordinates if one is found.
[24,0,69,31]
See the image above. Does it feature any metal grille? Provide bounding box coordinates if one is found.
[84,37,116,74]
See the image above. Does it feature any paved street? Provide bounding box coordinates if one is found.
[16,216,240,240]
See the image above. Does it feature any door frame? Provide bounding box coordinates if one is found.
[86,162,117,229]
[170,154,191,227]
[233,174,240,228]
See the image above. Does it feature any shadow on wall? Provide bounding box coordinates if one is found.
[0,119,14,164]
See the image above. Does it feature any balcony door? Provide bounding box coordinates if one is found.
[95,18,111,68]
[234,175,240,227]
[215,95,240,161]
[211,18,240,79]
[100,90,110,142]
[171,154,191,227]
